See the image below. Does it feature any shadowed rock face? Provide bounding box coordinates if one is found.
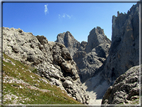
[3,27,90,104]
[76,27,111,83]
[83,3,139,99]
[86,26,111,53]
[102,65,141,105]
[102,3,139,83]
[56,31,80,57]
[56,27,111,83]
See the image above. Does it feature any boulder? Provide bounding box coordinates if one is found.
[63,80,73,88]
[36,35,48,45]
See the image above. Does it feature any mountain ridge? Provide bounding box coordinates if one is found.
[55,3,140,100]
[56,26,111,83]
[2,3,140,105]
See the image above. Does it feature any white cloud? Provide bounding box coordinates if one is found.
[66,14,71,19]
[59,13,72,19]
[44,4,48,15]
[63,14,65,18]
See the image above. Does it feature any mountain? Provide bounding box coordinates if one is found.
[56,3,140,101]
[101,4,140,105]
[55,31,80,57]
[2,3,140,105]
[102,3,139,83]
[85,26,111,53]
[56,27,111,83]
[2,27,90,104]
[84,3,140,99]
[74,27,111,83]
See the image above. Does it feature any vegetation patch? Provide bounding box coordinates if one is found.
[3,53,82,105]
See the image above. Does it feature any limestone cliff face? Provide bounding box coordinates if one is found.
[56,31,80,57]
[56,27,111,83]
[75,27,111,82]
[3,27,90,104]
[86,26,111,53]
[103,3,139,84]
[83,3,139,99]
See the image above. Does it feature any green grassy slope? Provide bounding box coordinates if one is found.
[2,53,82,105]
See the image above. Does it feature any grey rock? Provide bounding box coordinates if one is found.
[79,41,87,51]
[86,26,111,53]
[63,80,73,88]
[86,3,140,99]
[11,45,20,53]
[77,52,104,82]
[76,93,82,102]
[74,41,110,82]
[102,3,139,84]
[61,47,72,60]
[36,35,48,45]
[48,70,60,80]
[55,79,62,86]
[102,65,141,105]
[50,78,63,87]
[3,27,90,104]
[92,42,111,58]
[56,27,111,83]
[56,31,80,56]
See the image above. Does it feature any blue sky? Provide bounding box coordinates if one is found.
[3,2,137,42]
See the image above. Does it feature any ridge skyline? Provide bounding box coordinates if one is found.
[3,2,136,42]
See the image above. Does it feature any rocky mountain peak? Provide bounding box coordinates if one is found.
[83,3,139,100]
[111,3,139,42]
[105,3,139,83]
[56,31,74,43]
[65,31,74,38]
[86,26,111,53]
[89,26,105,36]
[56,31,80,56]
[64,31,76,47]
[56,26,111,83]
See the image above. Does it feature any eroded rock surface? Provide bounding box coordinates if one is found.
[3,27,90,104]
[102,3,139,84]
[85,26,111,54]
[102,65,141,105]
[83,3,139,99]
[55,31,80,57]
[56,27,111,83]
